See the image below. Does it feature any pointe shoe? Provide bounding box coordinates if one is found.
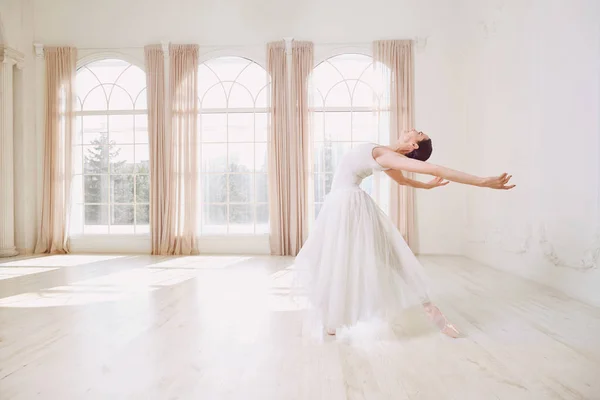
[326,327,336,336]
[423,303,461,339]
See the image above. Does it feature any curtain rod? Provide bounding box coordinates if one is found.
[35,38,427,52]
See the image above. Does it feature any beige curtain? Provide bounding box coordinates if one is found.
[267,40,314,256]
[164,44,200,255]
[267,41,290,255]
[373,40,415,249]
[35,47,77,254]
[144,45,168,254]
[290,41,313,249]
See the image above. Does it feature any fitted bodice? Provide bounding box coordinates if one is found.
[330,143,388,191]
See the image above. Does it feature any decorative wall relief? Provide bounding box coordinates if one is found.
[539,224,600,271]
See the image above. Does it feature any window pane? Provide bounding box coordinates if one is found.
[314,173,329,203]
[111,205,134,225]
[229,174,253,203]
[201,85,227,109]
[136,175,150,203]
[255,143,267,173]
[84,175,109,203]
[109,115,135,144]
[88,59,129,85]
[135,114,148,143]
[310,87,325,109]
[110,144,135,173]
[229,204,252,225]
[135,144,149,173]
[201,113,226,142]
[352,81,377,108]
[202,144,227,172]
[135,88,147,111]
[203,174,227,203]
[256,204,269,234]
[71,175,84,203]
[75,116,83,145]
[82,115,108,145]
[203,204,227,234]
[315,203,323,219]
[255,85,269,108]
[313,144,325,173]
[312,112,324,142]
[352,112,377,142]
[71,203,83,235]
[322,142,351,171]
[311,61,343,96]
[111,175,134,203]
[324,82,352,108]
[324,112,351,141]
[255,112,268,142]
[76,67,101,103]
[198,64,220,98]
[136,204,150,225]
[116,65,146,102]
[328,54,372,79]
[205,57,249,81]
[73,145,83,175]
[108,85,134,110]
[85,204,108,225]
[236,62,268,99]
[83,144,109,174]
[256,174,268,203]
[228,113,254,142]
[81,86,108,111]
[228,83,254,108]
[228,144,254,172]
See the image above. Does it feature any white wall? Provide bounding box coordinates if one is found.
[0,0,38,255]
[22,0,469,254]
[462,0,600,305]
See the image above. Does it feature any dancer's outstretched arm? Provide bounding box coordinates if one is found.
[385,169,449,190]
[375,150,515,190]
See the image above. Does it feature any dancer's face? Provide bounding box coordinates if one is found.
[398,129,430,153]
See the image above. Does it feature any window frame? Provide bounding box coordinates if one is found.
[71,55,150,236]
[197,55,271,236]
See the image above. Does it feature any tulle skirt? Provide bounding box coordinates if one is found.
[295,186,431,332]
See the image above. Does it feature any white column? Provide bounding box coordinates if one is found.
[34,43,44,250]
[0,46,24,257]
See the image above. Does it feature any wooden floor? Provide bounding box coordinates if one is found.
[0,254,599,400]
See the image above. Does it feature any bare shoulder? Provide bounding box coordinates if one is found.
[371,144,396,158]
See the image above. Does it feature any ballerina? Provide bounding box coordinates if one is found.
[295,129,515,338]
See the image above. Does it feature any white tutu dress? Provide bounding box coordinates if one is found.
[295,143,431,332]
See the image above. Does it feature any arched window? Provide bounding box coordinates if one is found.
[71,59,148,234]
[197,56,270,234]
[310,54,388,218]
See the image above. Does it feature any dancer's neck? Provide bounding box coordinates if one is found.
[387,142,413,155]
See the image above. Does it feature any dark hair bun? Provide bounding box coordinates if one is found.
[406,139,433,161]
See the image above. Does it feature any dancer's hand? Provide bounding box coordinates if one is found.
[425,177,449,189]
[480,173,515,190]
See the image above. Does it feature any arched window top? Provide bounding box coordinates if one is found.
[76,59,147,112]
[310,54,387,110]
[198,56,270,110]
